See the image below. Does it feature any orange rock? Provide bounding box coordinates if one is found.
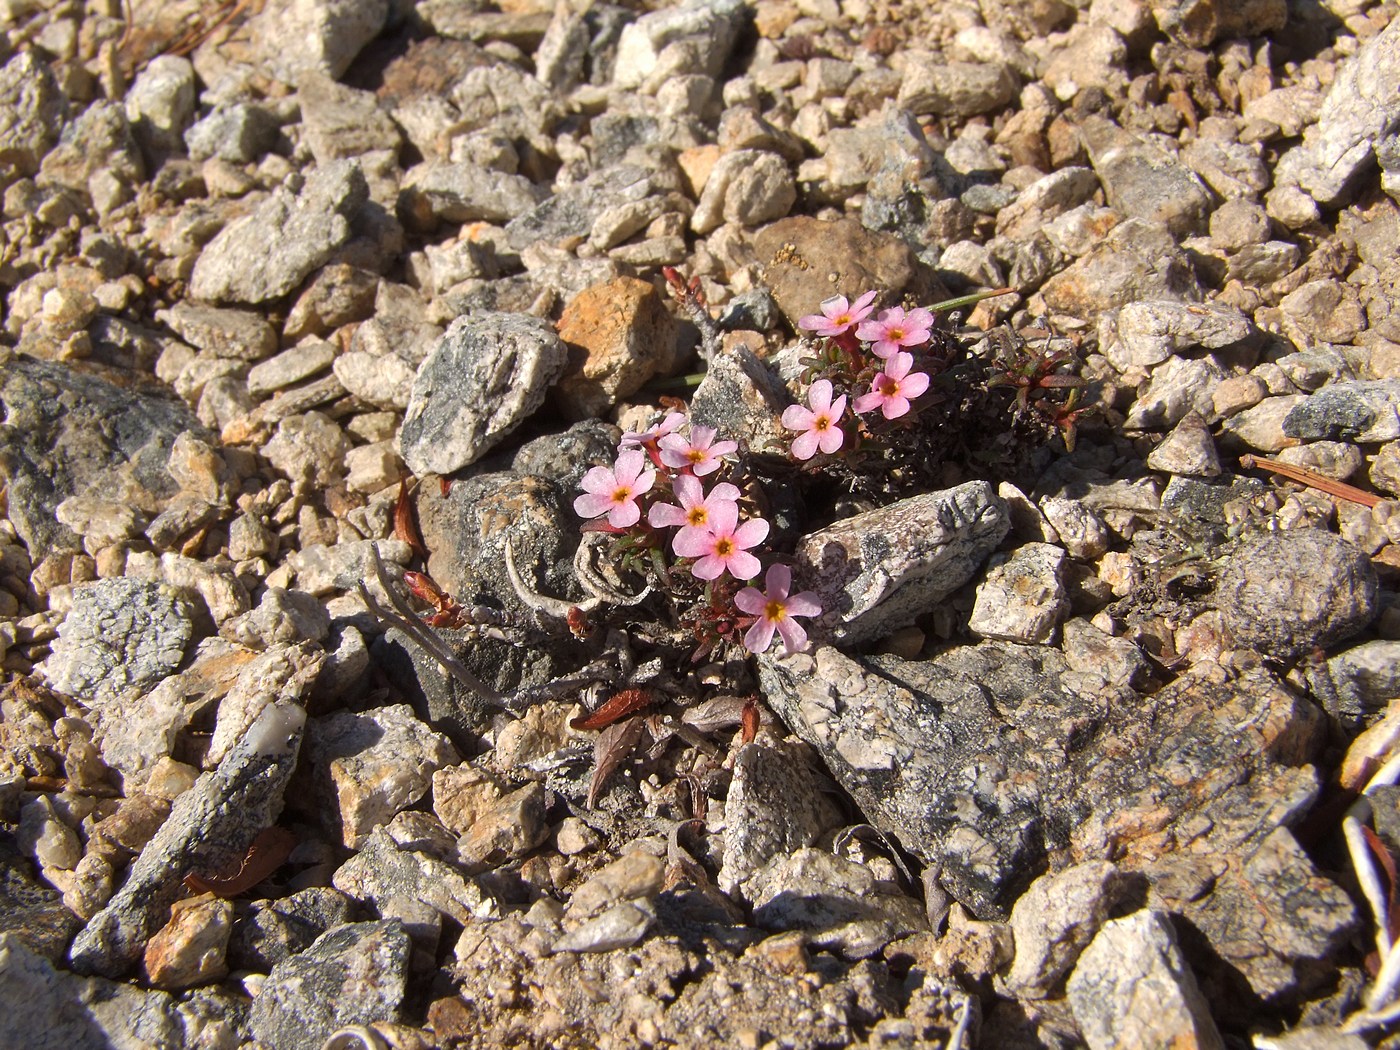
[554,277,679,420]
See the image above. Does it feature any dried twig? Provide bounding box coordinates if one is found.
[1240,454,1382,509]
[1343,750,1400,1032]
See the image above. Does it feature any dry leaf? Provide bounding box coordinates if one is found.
[394,477,428,560]
[588,716,645,808]
[572,688,652,730]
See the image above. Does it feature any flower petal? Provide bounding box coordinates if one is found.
[791,429,820,460]
[781,404,814,430]
[648,502,688,528]
[764,564,792,598]
[784,591,822,617]
[743,618,777,654]
[733,517,770,549]
[574,492,616,518]
[734,586,767,615]
[775,616,808,653]
[726,549,762,580]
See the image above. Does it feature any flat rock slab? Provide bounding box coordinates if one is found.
[758,643,1326,919]
[0,356,208,562]
[398,312,568,476]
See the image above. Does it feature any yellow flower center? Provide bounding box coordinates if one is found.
[687,449,706,464]
[764,599,786,621]
[611,486,632,504]
[815,416,830,431]
[714,538,734,556]
[686,507,708,526]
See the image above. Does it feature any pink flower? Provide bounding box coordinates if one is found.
[855,306,935,359]
[781,379,847,460]
[647,474,741,552]
[736,564,822,655]
[573,449,656,528]
[853,352,930,420]
[672,501,768,581]
[796,291,878,338]
[658,425,738,476]
[618,411,687,450]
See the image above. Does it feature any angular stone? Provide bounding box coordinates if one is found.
[399,313,568,476]
[554,276,678,420]
[720,742,837,896]
[400,160,543,226]
[968,542,1069,644]
[759,645,1323,919]
[248,920,411,1050]
[190,160,369,304]
[505,164,653,251]
[611,0,748,90]
[245,0,389,85]
[1100,299,1255,371]
[1149,0,1285,47]
[332,826,491,926]
[142,894,233,989]
[69,702,306,977]
[1039,219,1202,319]
[1080,115,1214,237]
[691,149,796,233]
[0,52,67,178]
[1146,413,1221,476]
[792,481,1010,646]
[898,56,1018,118]
[1282,380,1400,444]
[42,578,194,708]
[156,302,277,361]
[1005,862,1129,999]
[1067,909,1224,1050]
[297,72,402,165]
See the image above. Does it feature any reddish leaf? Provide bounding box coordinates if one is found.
[740,698,760,744]
[588,716,646,808]
[1362,824,1400,944]
[439,477,452,497]
[183,826,296,898]
[572,688,653,731]
[394,478,428,560]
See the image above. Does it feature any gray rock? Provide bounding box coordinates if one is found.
[332,826,491,925]
[689,344,791,455]
[552,901,655,953]
[1227,239,1303,284]
[228,887,354,972]
[1124,356,1226,430]
[1284,16,1400,207]
[1066,909,1224,1050]
[190,159,370,304]
[1099,299,1255,371]
[823,108,942,198]
[1282,380,1400,443]
[1004,862,1129,999]
[720,742,838,896]
[1080,115,1215,238]
[247,341,337,397]
[612,0,748,90]
[1180,135,1269,201]
[505,163,653,251]
[1039,218,1202,318]
[297,73,402,165]
[1184,827,1357,1003]
[260,411,352,490]
[1221,394,1307,453]
[747,848,927,959]
[69,701,306,976]
[42,578,194,708]
[124,55,196,160]
[155,302,277,361]
[1278,279,1367,346]
[1209,198,1272,252]
[897,55,1018,118]
[1308,639,1400,729]
[222,587,331,650]
[184,103,279,164]
[968,543,1069,644]
[400,160,544,226]
[0,934,209,1050]
[1146,413,1222,477]
[246,0,389,85]
[399,313,569,476]
[691,149,795,233]
[758,645,1323,918]
[248,920,411,1050]
[37,101,144,204]
[995,167,1101,241]
[792,481,1010,646]
[456,782,550,873]
[0,358,203,568]
[0,51,67,178]
[0,839,81,963]
[1214,529,1377,659]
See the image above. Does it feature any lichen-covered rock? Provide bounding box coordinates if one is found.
[1213,529,1377,659]
[0,51,67,178]
[42,578,194,708]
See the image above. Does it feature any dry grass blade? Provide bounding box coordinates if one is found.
[394,477,428,560]
[1240,454,1382,508]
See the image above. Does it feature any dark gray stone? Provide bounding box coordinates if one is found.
[1282,380,1400,444]
[400,160,544,226]
[758,644,1324,919]
[0,51,67,178]
[504,164,653,250]
[1080,115,1214,238]
[248,920,411,1050]
[0,356,209,562]
[0,838,80,963]
[228,887,355,972]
